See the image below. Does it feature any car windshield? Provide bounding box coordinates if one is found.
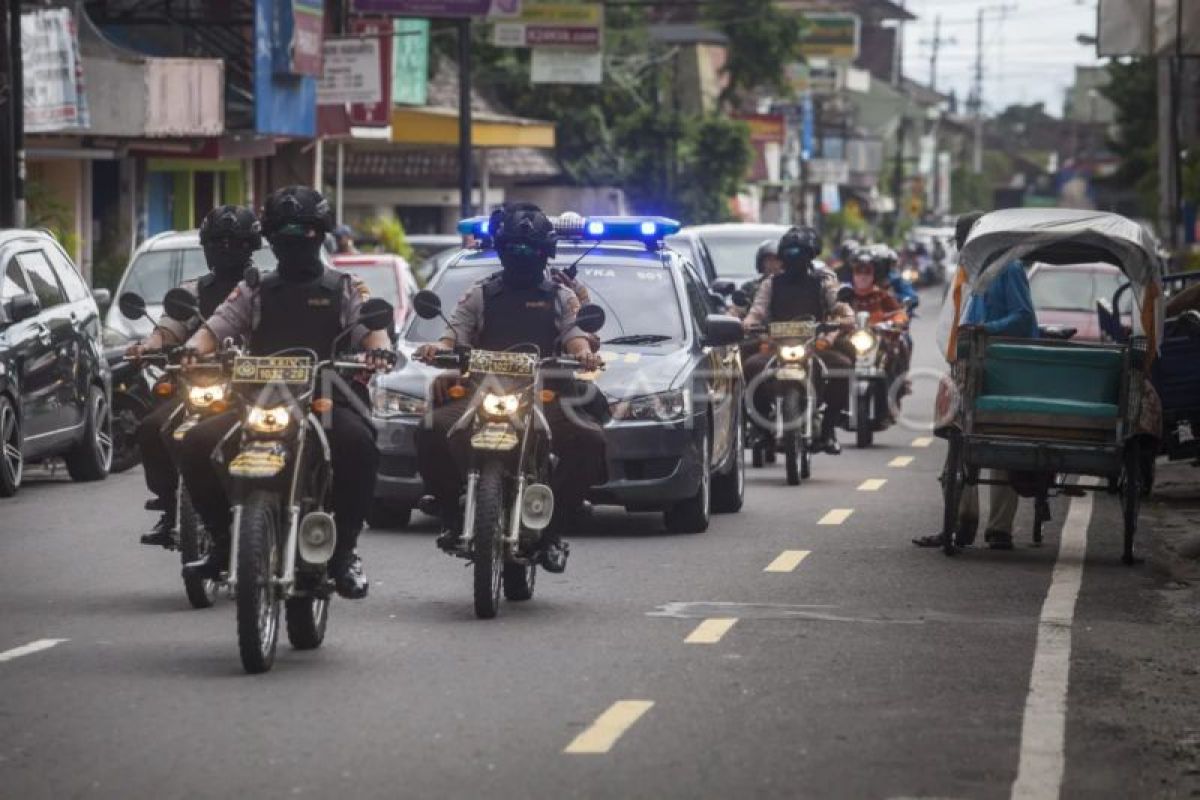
[121,251,179,304]
[178,245,278,283]
[405,252,686,349]
[1030,266,1131,313]
[337,264,401,306]
[700,231,782,281]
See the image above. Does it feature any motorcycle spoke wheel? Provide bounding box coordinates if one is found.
[179,488,217,609]
[472,461,506,619]
[236,492,281,673]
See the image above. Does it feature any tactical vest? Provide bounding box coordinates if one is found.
[250,268,346,358]
[196,272,242,319]
[477,274,560,355]
[769,270,827,322]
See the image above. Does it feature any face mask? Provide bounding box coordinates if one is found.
[852,271,875,292]
[499,242,546,288]
[271,235,324,282]
[203,241,253,281]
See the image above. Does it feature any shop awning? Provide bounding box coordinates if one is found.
[389,107,555,149]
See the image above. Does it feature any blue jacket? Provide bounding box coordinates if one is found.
[888,273,919,310]
[963,260,1039,338]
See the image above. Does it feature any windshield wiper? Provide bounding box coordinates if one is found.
[603,334,673,345]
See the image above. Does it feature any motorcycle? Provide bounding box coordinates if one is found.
[411,290,606,620]
[117,291,231,609]
[105,345,165,474]
[746,319,831,486]
[170,287,394,673]
[843,310,908,448]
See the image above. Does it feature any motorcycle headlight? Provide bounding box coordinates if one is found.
[779,344,806,362]
[187,383,228,410]
[609,389,690,422]
[850,330,877,355]
[481,393,521,420]
[902,268,919,283]
[246,405,292,434]
[371,387,427,418]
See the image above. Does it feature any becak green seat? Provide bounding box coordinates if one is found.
[976,343,1122,422]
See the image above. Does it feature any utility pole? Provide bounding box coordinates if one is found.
[971,8,984,174]
[921,15,954,93]
[0,0,24,228]
[457,18,473,219]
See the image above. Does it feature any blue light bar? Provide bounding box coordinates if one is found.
[457,216,490,237]
[579,216,682,243]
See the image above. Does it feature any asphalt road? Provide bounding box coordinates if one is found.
[0,292,1186,799]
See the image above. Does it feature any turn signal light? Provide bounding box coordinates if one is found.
[311,398,333,414]
[814,339,830,351]
[154,382,175,398]
[447,384,467,400]
[210,399,229,414]
[539,389,557,403]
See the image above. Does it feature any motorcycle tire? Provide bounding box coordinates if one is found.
[285,594,330,650]
[751,443,764,469]
[800,439,811,480]
[856,393,873,449]
[179,487,217,609]
[503,561,536,602]
[236,491,281,674]
[784,434,800,486]
[108,396,146,474]
[473,460,506,619]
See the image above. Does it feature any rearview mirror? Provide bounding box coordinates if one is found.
[711,279,736,297]
[576,304,606,334]
[358,297,395,332]
[243,266,261,289]
[92,288,112,310]
[118,292,147,320]
[3,293,41,325]
[730,290,750,308]
[413,289,443,320]
[163,288,199,323]
[703,314,743,347]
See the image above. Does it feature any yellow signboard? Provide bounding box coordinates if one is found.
[796,13,860,61]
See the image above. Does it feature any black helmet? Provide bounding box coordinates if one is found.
[260,186,334,240]
[755,238,779,274]
[492,202,557,259]
[199,205,262,250]
[778,226,821,267]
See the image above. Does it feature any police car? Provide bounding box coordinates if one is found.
[369,214,746,533]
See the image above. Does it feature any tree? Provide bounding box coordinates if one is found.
[705,0,806,109]
[1098,58,1158,217]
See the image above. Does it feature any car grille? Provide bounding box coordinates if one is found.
[619,457,678,481]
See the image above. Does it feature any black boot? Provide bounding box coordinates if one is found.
[435,508,464,553]
[538,538,570,574]
[330,551,369,599]
[181,544,229,582]
[819,417,842,455]
[140,512,177,549]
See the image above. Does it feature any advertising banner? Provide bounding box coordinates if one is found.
[796,13,860,61]
[255,0,317,136]
[393,18,431,105]
[349,18,394,124]
[21,8,90,133]
[351,0,491,17]
[274,0,325,76]
[530,49,603,84]
[493,3,603,48]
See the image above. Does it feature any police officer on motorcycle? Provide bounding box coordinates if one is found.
[175,187,393,599]
[414,203,605,574]
[130,205,262,548]
[742,226,847,454]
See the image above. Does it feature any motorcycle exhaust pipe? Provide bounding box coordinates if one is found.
[521,484,555,531]
[298,511,337,565]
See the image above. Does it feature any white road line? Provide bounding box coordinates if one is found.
[564,700,654,754]
[1010,484,1095,800]
[818,508,854,525]
[764,550,811,572]
[0,638,67,663]
[857,478,887,492]
[911,436,934,448]
[685,618,737,644]
[889,456,914,467]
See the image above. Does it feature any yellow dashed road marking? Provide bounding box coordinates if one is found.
[911,436,933,448]
[889,456,914,467]
[857,479,887,492]
[764,550,811,572]
[819,508,854,525]
[564,701,655,754]
[685,618,737,644]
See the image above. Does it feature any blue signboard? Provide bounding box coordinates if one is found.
[255,0,317,136]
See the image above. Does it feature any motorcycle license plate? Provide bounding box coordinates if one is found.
[173,415,201,441]
[229,441,289,478]
[769,321,817,340]
[232,356,313,385]
[471,423,519,451]
[467,350,536,378]
[777,367,807,382]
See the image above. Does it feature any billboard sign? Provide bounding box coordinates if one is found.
[348,18,394,124]
[493,3,603,48]
[796,13,860,61]
[274,0,324,76]
[393,18,430,105]
[530,48,603,84]
[21,8,90,132]
[318,38,383,106]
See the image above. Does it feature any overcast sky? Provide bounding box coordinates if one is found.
[899,0,1104,117]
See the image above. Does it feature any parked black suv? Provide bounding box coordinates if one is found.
[0,230,112,496]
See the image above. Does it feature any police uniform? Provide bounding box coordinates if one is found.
[137,272,245,512]
[416,272,606,535]
[176,267,381,562]
[742,267,850,430]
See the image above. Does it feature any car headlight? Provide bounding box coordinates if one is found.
[371,387,427,418]
[246,405,291,434]
[779,344,806,362]
[609,389,690,422]
[850,330,876,354]
[187,383,227,410]
[481,393,521,420]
